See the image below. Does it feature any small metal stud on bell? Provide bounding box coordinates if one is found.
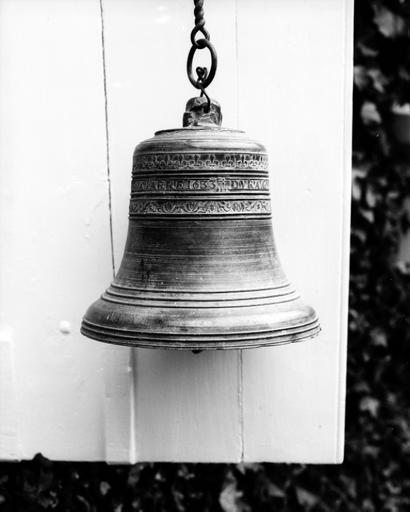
[81,0,320,350]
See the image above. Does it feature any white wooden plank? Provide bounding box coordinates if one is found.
[0,0,353,463]
[133,350,241,462]
[0,327,19,459]
[0,0,111,460]
[238,0,353,462]
[102,346,136,463]
[102,0,242,461]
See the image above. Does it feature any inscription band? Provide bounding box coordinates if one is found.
[131,177,270,194]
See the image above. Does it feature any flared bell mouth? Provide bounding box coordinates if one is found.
[81,290,320,351]
[81,316,320,351]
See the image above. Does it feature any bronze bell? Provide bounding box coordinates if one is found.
[81,97,320,350]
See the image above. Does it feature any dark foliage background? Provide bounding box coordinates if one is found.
[1,1,409,510]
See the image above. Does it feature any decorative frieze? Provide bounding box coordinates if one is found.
[129,198,271,217]
[133,152,268,171]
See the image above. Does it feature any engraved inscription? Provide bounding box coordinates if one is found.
[129,199,271,216]
[131,177,270,194]
[133,153,268,171]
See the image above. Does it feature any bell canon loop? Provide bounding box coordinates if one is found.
[81,97,320,350]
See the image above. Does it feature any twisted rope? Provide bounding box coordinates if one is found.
[186,0,217,107]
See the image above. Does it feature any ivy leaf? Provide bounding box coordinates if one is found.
[370,327,387,347]
[219,473,249,512]
[363,444,381,458]
[367,68,388,93]
[354,65,370,90]
[100,481,111,496]
[352,179,362,201]
[266,482,285,498]
[396,261,410,274]
[373,6,407,38]
[353,380,371,394]
[295,487,320,509]
[357,40,379,57]
[366,186,379,208]
[362,498,376,512]
[360,208,375,224]
[351,228,367,244]
[360,396,380,418]
[340,475,358,498]
[360,102,382,125]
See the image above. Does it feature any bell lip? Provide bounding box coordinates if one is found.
[80,322,321,350]
[154,126,246,136]
[80,313,320,350]
[81,289,320,350]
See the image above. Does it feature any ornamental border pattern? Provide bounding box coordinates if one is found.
[131,177,270,194]
[129,199,271,216]
[133,153,268,171]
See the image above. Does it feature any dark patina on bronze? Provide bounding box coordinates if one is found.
[81,97,320,350]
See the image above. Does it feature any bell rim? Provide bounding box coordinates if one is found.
[81,315,320,350]
[80,321,320,351]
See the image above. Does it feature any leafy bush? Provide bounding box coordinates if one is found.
[0,1,409,510]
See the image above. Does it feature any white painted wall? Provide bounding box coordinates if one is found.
[0,0,353,462]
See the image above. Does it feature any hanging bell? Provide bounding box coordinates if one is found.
[81,97,320,350]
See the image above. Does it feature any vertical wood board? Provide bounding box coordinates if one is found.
[237,0,353,462]
[0,0,111,460]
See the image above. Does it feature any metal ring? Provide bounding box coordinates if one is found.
[190,25,210,47]
[187,38,217,89]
